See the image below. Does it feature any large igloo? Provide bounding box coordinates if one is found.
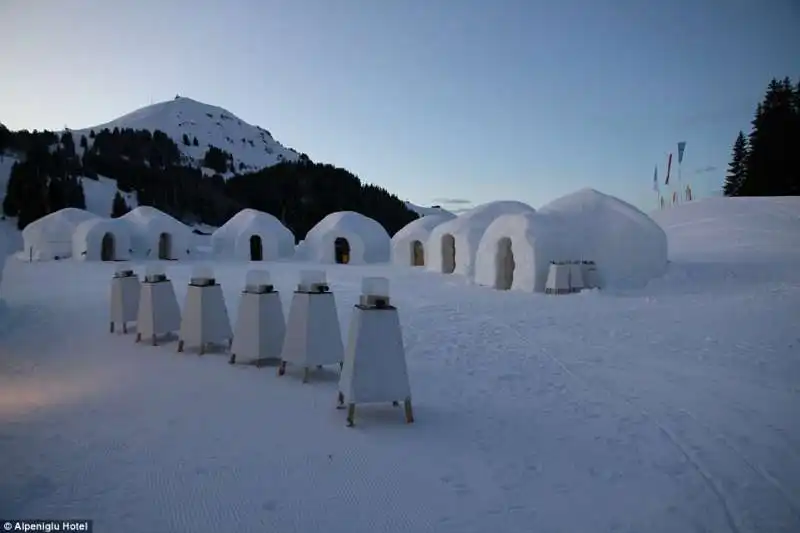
[121,206,193,260]
[72,217,133,261]
[210,209,295,261]
[537,188,668,288]
[426,201,536,279]
[21,208,100,261]
[474,212,579,292]
[391,213,455,267]
[294,211,391,264]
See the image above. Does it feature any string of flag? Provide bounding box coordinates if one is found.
[653,141,693,209]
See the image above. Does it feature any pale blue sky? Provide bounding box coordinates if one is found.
[1,0,797,212]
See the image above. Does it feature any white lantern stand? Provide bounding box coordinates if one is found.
[177,265,233,355]
[337,277,413,427]
[568,261,585,293]
[135,264,181,345]
[229,269,286,367]
[109,264,140,334]
[278,270,344,383]
[545,261,571,295]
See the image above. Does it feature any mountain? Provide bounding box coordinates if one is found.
[405,202,454,217]
[70,96,300,176]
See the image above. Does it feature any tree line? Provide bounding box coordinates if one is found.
[724,77,800,197]
[0,123,418,238]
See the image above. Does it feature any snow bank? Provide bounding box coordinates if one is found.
[538,188,668,288]
[391,214,455,267]
[120,206,193,260]
[71,218,133,261]
[210,209,295,261]
[650,196,800,262]
[426,201,536,278]
[294,211,390,264]
[474,212,579,292]
[21,208,100,261]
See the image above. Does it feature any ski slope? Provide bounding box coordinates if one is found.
[1,197,799,533]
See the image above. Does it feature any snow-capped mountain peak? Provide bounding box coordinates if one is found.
[72,96,300,175]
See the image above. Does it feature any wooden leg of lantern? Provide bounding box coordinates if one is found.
[336,391,345,409]
[110,321,115,333]
[403,398,414,424]
[302,367,310,384]
[135,332,141,343]
[177,340,184,352]
[277,361,286,376]
[392,401,399,407]
[346,403,356,427]
[339,361,343,371]
[122,322,127,334]
[228,353,236,365]
[151,335,157,346]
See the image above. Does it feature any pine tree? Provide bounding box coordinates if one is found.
[111,191,130,218]
[724,131,748,196]
[79,135,88,150]
[182,133,190,146]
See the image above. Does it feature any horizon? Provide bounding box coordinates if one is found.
[1,0,798,213]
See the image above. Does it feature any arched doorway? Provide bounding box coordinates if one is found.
[441,234,456,274]
[100,232,115,261]
[494,237,515,290]
[249,235,263,261]
[158,232,172,260]
[334,237,350,264]
[411,240,424,266]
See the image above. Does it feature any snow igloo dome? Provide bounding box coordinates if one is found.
[294,211,391,264]
[210,209,295,261]
[391,213,456,267]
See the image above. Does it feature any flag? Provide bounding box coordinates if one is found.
[665,153,673,185]
[677,141,687,164]
[652,165,659,192]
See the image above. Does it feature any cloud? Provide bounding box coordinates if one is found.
[431,197,472,205]
[694,165,718,175]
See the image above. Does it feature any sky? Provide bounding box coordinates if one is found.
[0,0,798,213]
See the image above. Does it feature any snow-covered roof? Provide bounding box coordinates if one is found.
[120,206,193,259]
[426,200,536,278]
[538,188,668,288]
[21,208,100,260]
[210,208,295,260]
[295,211,391,264]
[121,206,187,231]
[391,214,455,266]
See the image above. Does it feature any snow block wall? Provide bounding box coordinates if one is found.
[426,201,536,279]
[72,218,133,261]
[538,188,668,288]
[294,211,391,264]
[21,208,100,261]
[391,213,455,267]
[474,212,580,292]
[121,206,193,260]
[210,209,295,261]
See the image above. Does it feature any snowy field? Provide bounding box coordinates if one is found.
[1,198,800,533]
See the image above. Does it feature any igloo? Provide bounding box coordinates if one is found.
[210,209,295,261]
[121,206,193,260]
[294,211,390,265]
[391,213,455,267]
[537,188,668,288]
[426,201,536,279]
[21,208,100,261]
[474,212,580,292]
[72,217,133,261]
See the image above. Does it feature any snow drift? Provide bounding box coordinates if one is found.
[210,209,295,261]
[391,214,455,267]
[20,208,100,261]
[71,218,133,261]
[474,212,580,292]
[426,201,536,278]
[294,211,391,264]
[120,206,193,260]
[538,188,668,288]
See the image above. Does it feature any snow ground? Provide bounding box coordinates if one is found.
[1,199,800,533]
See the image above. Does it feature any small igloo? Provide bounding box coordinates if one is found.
[426,201,536,278]
[294,211,391,265]
[121,206,193,260]
[21,208,100,261]
[210,209,295,261]
[72,217,133,261]
[537,188,668,288]
[474,212,578,292]
[391,213,456,267]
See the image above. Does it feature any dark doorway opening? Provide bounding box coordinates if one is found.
[494,237,515,290]
[100,232,115,261]
[158,232,172,260]
[334,237,350,264]
[411,240,424,266]
[441,234,456,274]
[249,235,263,261]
